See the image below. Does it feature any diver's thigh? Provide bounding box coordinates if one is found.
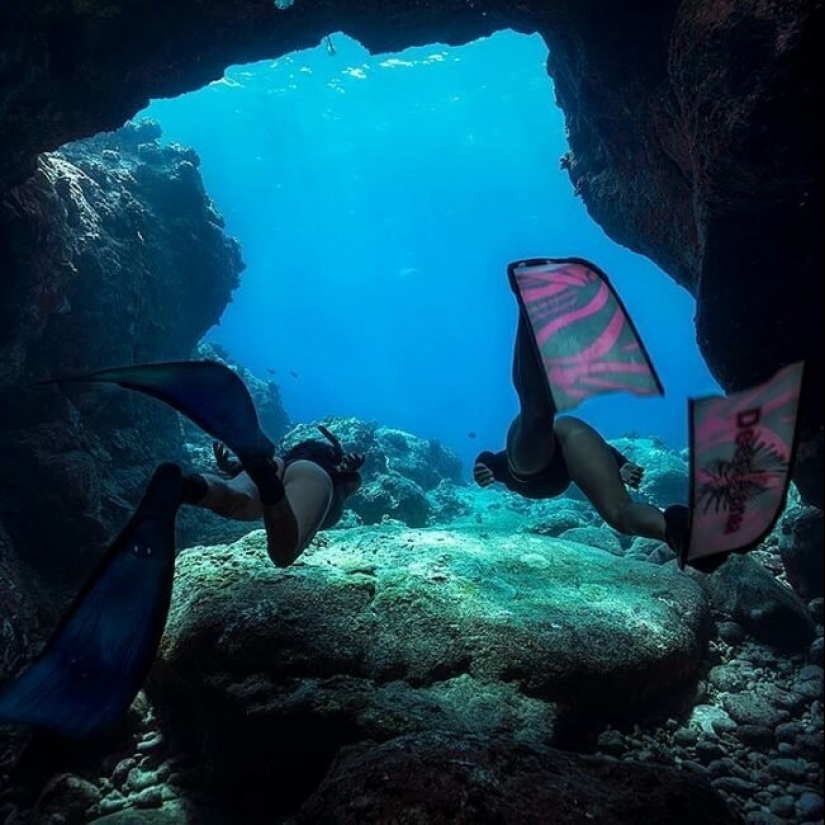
[283,460,334,549]
[557,418,630,518]
[506,414,556,476]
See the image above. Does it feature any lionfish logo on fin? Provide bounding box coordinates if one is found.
[697,438,789,525]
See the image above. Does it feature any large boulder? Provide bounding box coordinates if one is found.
[153,523,711,808]
[294,731,739,825]
[707,554,817,652]
[164,527,711,709]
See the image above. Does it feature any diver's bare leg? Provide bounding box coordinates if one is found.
[186,471,264,521]
[556,417,666,540]
[186,459,333,566]
[507,313,557,475]
[262,460,333,567]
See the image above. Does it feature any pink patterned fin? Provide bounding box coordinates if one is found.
[686,361,805,564]
[507,258,663,412]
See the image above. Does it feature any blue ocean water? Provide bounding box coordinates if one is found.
[141,30,720,474]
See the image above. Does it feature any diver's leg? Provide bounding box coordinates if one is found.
[507,313,557,475]
[556,417,666,540]
[182,470,267,522]
[185,459,332,566]
[262,460,333,568]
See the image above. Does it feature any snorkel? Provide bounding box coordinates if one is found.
[316,424,344,462]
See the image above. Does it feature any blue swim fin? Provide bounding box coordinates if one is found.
[45,361,276,464]
[0,463,183,740]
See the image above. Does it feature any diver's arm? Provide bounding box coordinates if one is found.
[474,450,509,487]
[609,446,644,490]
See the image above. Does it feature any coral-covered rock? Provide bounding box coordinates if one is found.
[426,479,472,524]
[351,472,430,528]
[609,437,689,509]
[374,427,462,491]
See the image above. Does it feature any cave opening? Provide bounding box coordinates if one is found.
[139,29,718,471]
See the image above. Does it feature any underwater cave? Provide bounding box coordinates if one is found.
[0,2,822,823]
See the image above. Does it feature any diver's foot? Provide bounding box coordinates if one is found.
[242,454,285,505]
[665,505,730,573]
[664,505,691,567]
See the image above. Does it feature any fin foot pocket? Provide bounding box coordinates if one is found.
[665,505,691,569]
[241,455,285,505]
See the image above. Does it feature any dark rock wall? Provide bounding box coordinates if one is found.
[547,0,823,501]
[0,524,50,683]
[0,122,243,593]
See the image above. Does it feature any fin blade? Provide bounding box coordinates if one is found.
[686,361,805,566]
[0,464,182,739]
[51,361,275,462]
[507,258,663,413]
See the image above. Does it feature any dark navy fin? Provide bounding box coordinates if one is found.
[0,463,183,740]
[45,361,275,464]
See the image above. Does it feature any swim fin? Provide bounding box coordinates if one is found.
[45,361,276,465]
[507,258,664,413]
[680,361,804,571]
[0,463,182,740]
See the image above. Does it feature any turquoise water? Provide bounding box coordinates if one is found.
[141,29,720,473]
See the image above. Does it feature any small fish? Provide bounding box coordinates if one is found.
[290,371,299,378]
[267,368,277,375]
[467,431,477,440]
[324,35,336,56]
